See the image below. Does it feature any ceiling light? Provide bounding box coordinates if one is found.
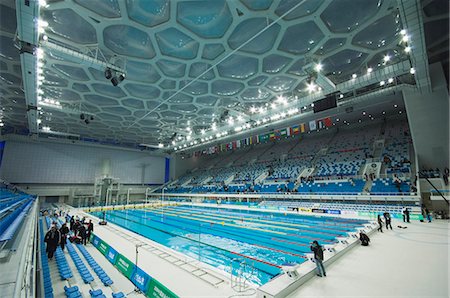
[211,123,217,130]
[42,34,48,41]
[383,55,390,62]
[237,115,244,122]
[339,94,344,99]
[158,143,164,148]
[216,133,221,138]
[186,135,191,141]
[382,111,386,114]
[367,67,373,74]
[400,29,407,35]
[306,82,317,93]
[352,73,357,79]
[172,141,175,145]
[336,118,340,121]
[404,46,411,53]
[362,111,366,115]
[227,117,234,124]
[0,123,4,127]
[394,104,398,108]
[259,107,266,114]
[256,120,261,125]
[388,78,394,83]
[201,129,205,134]
[402,35,409,43]
[410,67,415,74]
[310,103,314,107]
[174,147,177,151]
[234,126,242,132]
[250,106,256,113]
[38,0,48,7]
[271,103,277,109]
[315,63,323,72]
[380,80,385,86]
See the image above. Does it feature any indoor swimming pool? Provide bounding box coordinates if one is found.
[92,205,368,285]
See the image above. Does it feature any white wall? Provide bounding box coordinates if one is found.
[0,140,167,184]
[404,63,449,169]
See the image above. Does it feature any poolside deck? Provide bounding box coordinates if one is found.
[67,204,448,298]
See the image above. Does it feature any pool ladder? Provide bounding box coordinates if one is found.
[230,258,254,292]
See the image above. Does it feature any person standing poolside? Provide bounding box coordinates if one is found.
[383,212,393,230]
[310,240,326,277]
[404,208,410,223]
[377,215,383,233]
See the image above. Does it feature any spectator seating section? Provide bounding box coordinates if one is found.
[39,219,54,298]
[45,217,73,280]
[371,178,411,194]
[64,285,82,298]
[76,244,113,286]
[168,120,415,196]
[0,190,35,242]
[296,180,365,193]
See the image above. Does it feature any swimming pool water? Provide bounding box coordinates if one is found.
[92,205,368,285]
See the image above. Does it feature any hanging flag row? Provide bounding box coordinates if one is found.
[194,117,333,156]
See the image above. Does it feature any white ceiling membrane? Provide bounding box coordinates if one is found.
[2,0,443,151]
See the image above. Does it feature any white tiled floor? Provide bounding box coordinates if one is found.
[287,220,449,298]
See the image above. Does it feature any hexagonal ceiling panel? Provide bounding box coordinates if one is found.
[1,0,425,149]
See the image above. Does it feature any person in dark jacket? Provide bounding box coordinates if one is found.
[86,220,94,243]
[59,223,69,251]
[359,232,370,246]
[310,240,326,277]
[69,216,75,231]
[78,224,87,245]
[44,225,60,259]
[377,215,383,232]
[383,212,392,230]
[404,208,410,223]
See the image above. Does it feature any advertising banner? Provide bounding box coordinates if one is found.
[106,246,119,264]
[115,254,136,279]
[147,279,179,298]
[131,266,152,293]
[92,235,100,248]
[98,240,110,256]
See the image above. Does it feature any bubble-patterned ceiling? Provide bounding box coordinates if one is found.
[0,0,445,150]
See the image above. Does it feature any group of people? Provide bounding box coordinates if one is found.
[44,213,94,260]
[377,211,394,233]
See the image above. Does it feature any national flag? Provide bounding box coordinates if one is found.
[317,119,325,129]
[252,135,258,144]
[269,132,276,140]
[300,123,306,133]
[292,125,300,135]
[236,140,241,148]
[232,141,237,149]
[281,128,287,137]
[309,120,317,131]
[324,117,332,127]
[248,137,252,145]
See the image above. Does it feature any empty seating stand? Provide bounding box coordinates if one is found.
[76,244,113,286]
[66,240,95,283]
[89,289,107,298]
[64,285,82,298]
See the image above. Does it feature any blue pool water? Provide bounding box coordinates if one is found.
[92,205,368,285]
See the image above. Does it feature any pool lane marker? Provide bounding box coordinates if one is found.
[147,207,288,236]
